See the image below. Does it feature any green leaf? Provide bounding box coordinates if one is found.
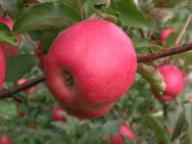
[6,54,37,82]
[58,0,86,18]
[39,29,59,54]
[138,64,165,96]
[0,100,17,119]
[2,0,25,20]
[51,116,78,136]
[83,0,96,18]
[116,0,147,27]
[133,38,150,48]
[78,127,104,144]
[103,120,120,135]
[188,0,192,11]
[143,116,169,144]
[0,23,18,46]
[13,2,81,34]
[171,111,188,141]
[164,32,178,48]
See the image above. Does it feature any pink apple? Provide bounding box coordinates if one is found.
[51,106,66,121]
[155,64,185,101]
[17,78,38,94]
[110,123,136,144]
[43,19,137,118]
[0,135,11,144]
[159,27,174,42]
[0,16,21,58]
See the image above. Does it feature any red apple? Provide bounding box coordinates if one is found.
[51,106,65,121]
[155,64,185,101]
[17,78,38,94]
[44,19,137,118]
[0,16,21,58]
[110,123,136,144]
[159,27,174,42]
[0,135,11,144]
[0,46,5,89]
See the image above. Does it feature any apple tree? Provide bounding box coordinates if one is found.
[0,0,192,143]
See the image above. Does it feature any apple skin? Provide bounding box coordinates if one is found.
[0,135,11,144]
[17,78,38,94]
[155,64,185,102]
[51,106,66,121]
[0,46,5,89]
[0,16,21,58]
[44,19,137,118]
[109,123,136,144]
[159,27,174,42]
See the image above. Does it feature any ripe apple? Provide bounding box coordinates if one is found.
[0,135,11,144]
[159,27,174,42]
[0,16,21,58]
[17,78,38,94]
[109,123,136,144]
[51,106,65,121]
[43,19,137,118]
[0,46,5,89]
[155,64,185,101]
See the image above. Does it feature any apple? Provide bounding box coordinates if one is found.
[159,27,174,42]
[0,46,5,89]
[17,78,38,94]
[155,64,185,101]
[43,19,137,118]
[51,106,66,121]
[0,16,21,58]
[109,123,136,144]
[0,135,11,144]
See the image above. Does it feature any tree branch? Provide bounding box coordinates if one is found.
[0,43,192,98]
[0,75,44,99]
[137,43,192,62]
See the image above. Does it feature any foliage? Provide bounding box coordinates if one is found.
[0,0,192,143]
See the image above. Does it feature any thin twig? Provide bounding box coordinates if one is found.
[137,43,192,62]
[0,75,44,99]
[174,14,192,46]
